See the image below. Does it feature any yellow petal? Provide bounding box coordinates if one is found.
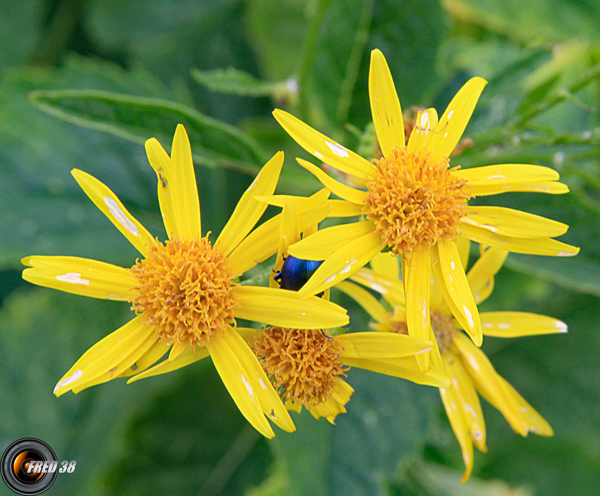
[22,256,135,300]
[168,340,188,361]
[273,109,373,178]
[463,206,569,239]
[335,280,390,324]
[233,327,259,344]
[170,124,201,238]
[297,158,367,205]
[369,49,405,158]
[145,138,178,238]
[330,379,354,406]
[407,108,438,153]
[270,202,302,288]
[342,356,450,388]
[452,332,526,436]
[459,223,580,257]
[336,331,432,358]
[328,200,364,217]
[296,230,384,297]
[350,267,405,308]
[403,247,432,370]
[453,164,564,196]
[120,341,171,377]
[234,286,349,329]
[217,152,284,254]
[433,240,482,346]
[466,246,508,304]
[457,236,471,270]
[445,354,486,452]
[496,376,553,436]
[222,329,295,433]
[287,220,375,261]
[425,77,487,163]
[227,190,331,275]
[308,395,347,424]
[54,316,153,396]
[206,331,274,438]
[370,251,400,278]
[480,311,567,337]
[128,346,209,383]
[72,169,156,255]
[440,385,474,483]
[509,181,569,195]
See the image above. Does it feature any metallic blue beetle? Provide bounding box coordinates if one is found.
[274,255,324,292]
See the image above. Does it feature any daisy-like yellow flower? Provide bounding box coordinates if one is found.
[340,246,560,481]
[241,201,449,423]
[22,124,350,439]
[273,48,578,371]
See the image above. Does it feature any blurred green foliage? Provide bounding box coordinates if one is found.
[1,0,600,495]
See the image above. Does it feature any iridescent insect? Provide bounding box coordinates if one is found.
[274,255,323,292]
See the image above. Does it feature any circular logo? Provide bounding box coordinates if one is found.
[1,439,58,495]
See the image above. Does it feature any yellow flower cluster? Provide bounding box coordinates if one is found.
[22,49,576,480]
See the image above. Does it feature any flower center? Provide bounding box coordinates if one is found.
[431,311,456,355]
[364,146,470,254]
[392,311,455,355]
[129,235,239,348]
[252,327,347,407]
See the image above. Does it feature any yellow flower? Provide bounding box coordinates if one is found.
[243,201,449,424]
[22,124,350,439]
[273,48,578,371]
[340,248,560,482]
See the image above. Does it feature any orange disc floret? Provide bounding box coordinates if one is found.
[364,146,470,254]
[129,235,239,348]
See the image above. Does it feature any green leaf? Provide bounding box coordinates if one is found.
[192,67,283,97]
[29,89,268,174]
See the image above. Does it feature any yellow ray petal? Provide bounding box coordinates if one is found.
[497,376,553,436]
[336,331,432,358]
[296,230,384,298]
[463,206,569,239]
[234,286,349,329]
[480,312,567,337]
[407,108,438,153]
[457,236,471,270]
[207,331,274,438]
[223,329,295,433]
[22,256,135,300]
[128,346,209,383]
[217,152,284,254]
[234,327,259,345]
[227,203,331,275]
[270,202,302,288]
[445,354,486,451]
[328,200,364,217]
[459,223,579,257]
[440,385,474,483]
[403,247,432,370]
[297,159,367,205]
[145,138,178,238]
[342,356,450,388]
[168,339,188,361]
[466,246,508,304]
[370,251,400,278]
[330,379,354,406]
[273,109,373,178]
[508,181,569,195]
[369,49,405,158]
[335,281,390,324]
[452,333,526,436]
[425,77,487,163]
[452,164,564,196]
[54,316,153,396]
[432,239,482,346]
[287,220,375,261]
[308,395,347,424]
[170,124,201,238]
[72,169,156,255]
[351,267,405,308]
[120,341,170,377]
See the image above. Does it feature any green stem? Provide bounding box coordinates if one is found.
[297,0,332,121]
